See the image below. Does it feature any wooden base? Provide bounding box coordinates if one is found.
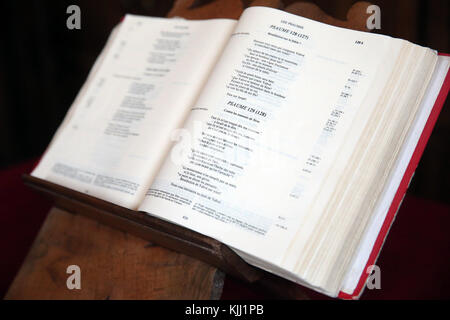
[5,207,224,300]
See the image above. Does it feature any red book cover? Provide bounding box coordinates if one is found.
[338,53,450,300]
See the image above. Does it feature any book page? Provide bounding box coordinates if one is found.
[32,15,237,209]
[341,55,450,296]
[139,7,400,270]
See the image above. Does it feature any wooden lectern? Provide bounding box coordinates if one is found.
[5,0,373,300]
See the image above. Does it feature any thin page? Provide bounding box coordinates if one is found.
[32,15,236,209]
[341,55,450,296]
[139,6,398,270]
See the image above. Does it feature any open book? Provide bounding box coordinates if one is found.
[31,6,450,298]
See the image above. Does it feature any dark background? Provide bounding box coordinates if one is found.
[0,0,449,204]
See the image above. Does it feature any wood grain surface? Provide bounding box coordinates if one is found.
[5,207,224,300]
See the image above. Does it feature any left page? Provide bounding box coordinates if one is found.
[32,15,237,209]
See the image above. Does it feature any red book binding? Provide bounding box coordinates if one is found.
[338,53,450,299]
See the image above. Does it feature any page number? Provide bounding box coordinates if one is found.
[355,40,364,45]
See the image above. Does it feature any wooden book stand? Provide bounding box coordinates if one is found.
[19,1,373,299]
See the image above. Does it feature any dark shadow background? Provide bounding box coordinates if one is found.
[0,0,449,301]
[0,0,449,204]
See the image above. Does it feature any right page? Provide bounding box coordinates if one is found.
[138,7,436,296]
